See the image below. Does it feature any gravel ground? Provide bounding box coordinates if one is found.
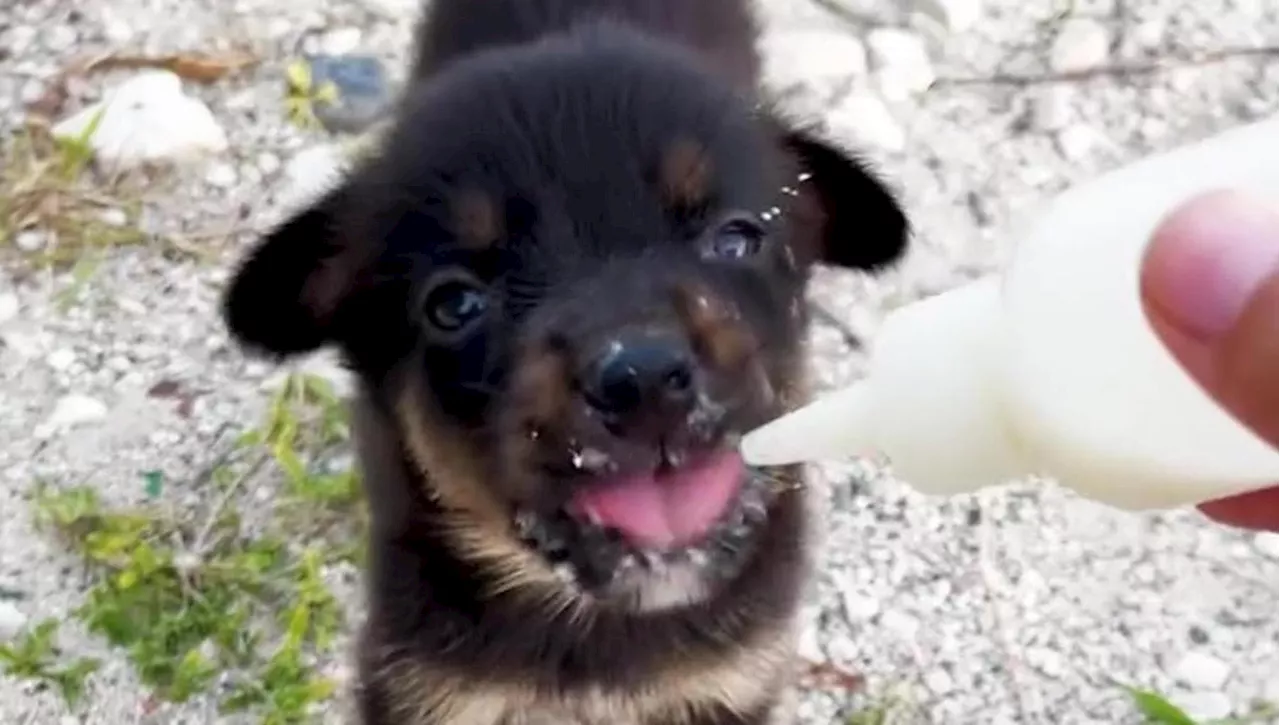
[1,0,1277,723]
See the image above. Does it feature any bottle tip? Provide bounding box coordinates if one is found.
[739,383,876,467]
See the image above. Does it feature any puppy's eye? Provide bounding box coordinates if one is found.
[422,278,491,334]
[704,217,766,261]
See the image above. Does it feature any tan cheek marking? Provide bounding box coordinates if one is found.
[660,137,713,210]
[673,282,756,373]
[452,189,503,250]
[510,346,572,428]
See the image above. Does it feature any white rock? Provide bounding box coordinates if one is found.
[1169,691,1233,721]
[0,601,27,639]
[759,30,867,104]
[912,0,982,32]
[840,590,881,621]
[1252,532,1279,558]
[866,28,935,101]
[99,208,129,227]
[1054,124,1095,160]
[46,348,77,371]
[797,622,824,661]
[1032,85,1075,131]
[923,668,954,695]
[14,229,48,252]
[279,144,348,215]
[1050,19,1111,74]
[204,162,239,188]
[45,26,78,53]
[0,293,17,324]
[321,27,363,56]
[880,609,920,639]
[1025,646,1065,678]
[353,0,418,17]
[47,394,109,428]
[257,152,282,175]
[1171,651,1231,690]
[52,71,229,170]
[826,92,906,153]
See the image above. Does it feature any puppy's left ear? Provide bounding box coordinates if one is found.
[777,126,910,272]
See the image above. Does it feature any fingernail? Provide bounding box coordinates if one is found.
[1142,190,1280,340]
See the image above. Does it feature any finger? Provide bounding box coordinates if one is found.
[1140,189,1280,447]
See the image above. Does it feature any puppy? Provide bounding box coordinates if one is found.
[221,0,909,723]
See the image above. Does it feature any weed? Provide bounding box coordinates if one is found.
[0,112,147,268]
[0,618,101,707]
[283,60,339,131]
[32,372,367,722]
[1124,685,1277,725]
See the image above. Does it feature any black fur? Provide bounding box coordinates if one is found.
[222,0,909,723]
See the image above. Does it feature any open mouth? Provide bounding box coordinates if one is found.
[512,442,784,593]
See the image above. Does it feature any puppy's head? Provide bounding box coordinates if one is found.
[223,23,908,611]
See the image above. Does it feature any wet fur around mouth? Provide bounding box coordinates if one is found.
[219,0,911,723]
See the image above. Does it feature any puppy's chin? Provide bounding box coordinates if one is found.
[511,443,787,613]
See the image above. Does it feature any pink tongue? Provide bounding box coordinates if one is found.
[570,450,745,549]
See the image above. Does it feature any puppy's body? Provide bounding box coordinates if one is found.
[221,1,909,724]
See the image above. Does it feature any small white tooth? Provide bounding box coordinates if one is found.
[689,550,709,567]
[570,451,585,469]
[579,447,611,471]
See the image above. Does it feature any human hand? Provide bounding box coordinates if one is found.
[1140,189,1278,532]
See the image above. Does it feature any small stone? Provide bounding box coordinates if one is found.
[98,208,129,227]
[14,229,49,252]
[204,162,238,188]
[1025,647,1065,677]
[912,0,982,32]
[306,54,393,134]
[1169,691,1233,721]
[1032,85,1075,131]
[0,293,17,324]
[4,26,39,56]
[47,348,77,371]
[52,70,229,170]
[1171,651,1231,690]
[798,622,824,661]
[923,668,954,695]
[1252,532,1279,558]
[827,92,905,153]
[47,394,109,428]
[353,0,417,16]
[759,30,867,105]
[257,152,282,175]
[1050,19,1111,74]
[0,601,27,639]
[1054,124,1095,160]
[45,25,79,53]
[880,609,920,639]
[840,591,880,621]
[866,28,935,101]
[320,27,363,56]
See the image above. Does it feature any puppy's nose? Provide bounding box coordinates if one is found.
[583,334,697,435]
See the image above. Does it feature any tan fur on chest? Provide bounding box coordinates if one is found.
[373,623,799,725]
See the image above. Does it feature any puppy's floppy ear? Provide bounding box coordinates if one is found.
[777,125,910,272]
[222,186,365,358]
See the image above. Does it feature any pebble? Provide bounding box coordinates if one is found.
[204,162,239,188]
[46,394,109,428]
[879,609,920,639]
[99,208,129,227]
[320,27,364,56]
[52,71,229,170]
[1169,691,1234,721]
[912,0,982,32]
[0,293,17,325]
[840,590,881,621]
[866,28,936,101]
[14,230,49,253]
[1054,124,1096,160]
[45,25,78,54]
[1050,19,1111,74]
[1252,532,1279,558]
[306,54,393,134]
[47,349,77,371]
[1171,651,1231,690]
[826,92,906,153]
[0,601,27,639]
[1032,85,1075,131]
[923,668,954,695]
[759,30,867,105]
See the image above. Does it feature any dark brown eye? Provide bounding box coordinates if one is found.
[422,277,491,334]
[704,216,766,261]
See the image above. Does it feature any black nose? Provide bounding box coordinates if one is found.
[583,334,697,433]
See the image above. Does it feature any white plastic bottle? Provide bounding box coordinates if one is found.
[741,116,1279,511]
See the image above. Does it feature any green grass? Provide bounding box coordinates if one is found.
[0,111,147,268]
[0,619,100,707]
[16,373,368,723]
[1125,686,1278,725]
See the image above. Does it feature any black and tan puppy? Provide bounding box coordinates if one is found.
[222,0,909,722]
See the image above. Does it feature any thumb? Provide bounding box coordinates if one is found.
[1140,189,1279,448]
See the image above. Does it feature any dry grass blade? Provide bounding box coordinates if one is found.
[79,49,261,84]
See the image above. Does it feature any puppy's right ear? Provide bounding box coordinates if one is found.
[222,187,363,358]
